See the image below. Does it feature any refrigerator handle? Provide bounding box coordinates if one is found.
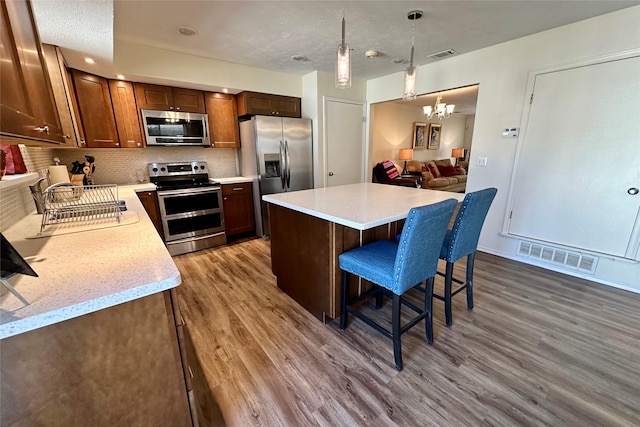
[279,140,286,190]
[285,140,291,188]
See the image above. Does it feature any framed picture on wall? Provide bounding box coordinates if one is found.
[412,122,427,150]
[427,123,442,150]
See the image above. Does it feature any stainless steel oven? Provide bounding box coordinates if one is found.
[150,162,226,256]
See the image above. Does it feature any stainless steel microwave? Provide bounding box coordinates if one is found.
[141,109,210,147]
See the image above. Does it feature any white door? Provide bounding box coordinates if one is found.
[325,98,365,187]
[508,54,640,259]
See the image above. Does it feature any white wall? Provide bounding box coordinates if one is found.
[370,102,467,168]
[114,40,303,96]
[368,6,640,292]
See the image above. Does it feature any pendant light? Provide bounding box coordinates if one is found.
[402,10,423,100]
[336,11,351,89]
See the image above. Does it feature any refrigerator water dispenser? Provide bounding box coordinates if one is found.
[264,154,281,178]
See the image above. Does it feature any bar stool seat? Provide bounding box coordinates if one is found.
[339,199,458,371]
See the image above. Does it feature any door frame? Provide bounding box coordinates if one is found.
[322,96,367,188]
[502,48,640,261]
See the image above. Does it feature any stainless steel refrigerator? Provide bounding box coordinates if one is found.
[239,115,313,238]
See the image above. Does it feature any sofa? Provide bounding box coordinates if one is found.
[405,159,467,193]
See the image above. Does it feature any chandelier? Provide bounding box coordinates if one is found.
[423,95,455,120]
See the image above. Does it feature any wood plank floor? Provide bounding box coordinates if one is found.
[174,237,640,426]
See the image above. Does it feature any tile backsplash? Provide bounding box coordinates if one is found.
[53,147,239,185]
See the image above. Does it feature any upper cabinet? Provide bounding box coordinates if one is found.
[134,83,205,113]
[109,80,144,148]
[205,92,239,148]
[72,70,120,148]
[0,0,64,144]
[236,92,301,118]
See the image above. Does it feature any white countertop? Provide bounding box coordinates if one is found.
[0,184,180,339]
[210,176,253,185]
[262,183,464,230]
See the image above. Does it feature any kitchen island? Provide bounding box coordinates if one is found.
[0,185,192,426]
[263,183,464,322]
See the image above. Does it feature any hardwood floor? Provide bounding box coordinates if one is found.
[174,237,640,426]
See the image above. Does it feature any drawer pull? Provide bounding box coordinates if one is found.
[233,187,244,191]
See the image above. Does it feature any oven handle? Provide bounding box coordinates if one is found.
[157,187,221,197]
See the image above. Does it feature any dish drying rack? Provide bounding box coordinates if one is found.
[40,183,120,232]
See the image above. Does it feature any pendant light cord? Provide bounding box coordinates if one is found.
[410,15,415,67]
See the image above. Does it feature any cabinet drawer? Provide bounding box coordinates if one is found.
[222,182,252,196]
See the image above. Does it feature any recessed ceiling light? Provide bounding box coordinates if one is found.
[291,55,309,62]
[84,57,95,64]
[365,50,379,59]
[116,74,125,80]
[392,58,408,64]
[178,26,198,36]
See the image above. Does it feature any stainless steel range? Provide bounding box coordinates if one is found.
[149,162,226,256]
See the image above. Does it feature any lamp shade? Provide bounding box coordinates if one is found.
[451,148,465,158]
[399,148,413,160]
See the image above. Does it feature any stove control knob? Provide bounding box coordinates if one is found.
[161,167,166,172]
[193,165,198,171]
[200,165,205,170]
[152,167,158,173]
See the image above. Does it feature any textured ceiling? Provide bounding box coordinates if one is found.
[32,0,640,83]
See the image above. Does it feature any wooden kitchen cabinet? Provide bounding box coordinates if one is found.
[0,0,65,145]
[205,92,240,148]
[236,91,301,118]
[134,83,205,113]
[71,69,120,148]
[109,80,144,148]
[137,190,165,239]
[0,291,192,426]
[222,182,255,236]
[41,44,85,147]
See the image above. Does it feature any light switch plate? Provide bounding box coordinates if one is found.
[477,157,488,167]
[502,127,520,138]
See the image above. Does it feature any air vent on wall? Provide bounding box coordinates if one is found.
[517,240,598,274]
[427,49,457,60]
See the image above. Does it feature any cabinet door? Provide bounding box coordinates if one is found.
[109,80,143,148]
[237,92,273,116]
[72,70,120,148]
[134,83,174,111]
[137,190,165,239]
[222,183,255,236]
[205,93,239,148]
[271,95,301,118]
[172,88,205,113]
[0,0,64,144]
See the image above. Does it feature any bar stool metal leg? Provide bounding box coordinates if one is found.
[340,270,349,330]
[392,294,402,371]
[466,253,475,309]
[444,262,454,326]
[424,277,434,344]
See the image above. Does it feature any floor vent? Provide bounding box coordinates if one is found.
[427,49,457,60]
[517,240,598,274]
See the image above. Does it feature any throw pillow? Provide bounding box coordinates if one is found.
[427,163,439,178]
[382,160,399,179]
[0,145,27,175]
[440,164,459,177]
[454,165,465,175]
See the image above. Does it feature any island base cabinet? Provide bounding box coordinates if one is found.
[0,292,192,427]
[268,204,403,321]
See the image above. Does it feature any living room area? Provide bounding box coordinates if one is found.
[370,85,478,193]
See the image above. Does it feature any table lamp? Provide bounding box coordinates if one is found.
[399,148,413,175]
[451,148,465,166]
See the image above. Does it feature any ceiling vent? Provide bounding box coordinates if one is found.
[427,49,457,60]
[517,240,598,274]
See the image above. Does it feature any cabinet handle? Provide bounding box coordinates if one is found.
[79,139,86,146]
[233,187,243,191]
[223,197,228,200]
[35,125,50,134]
[176,107,181,111]
[137,142,142,147]
[115,142,120,146]
[64,134,71,139]
[169,106,174,110]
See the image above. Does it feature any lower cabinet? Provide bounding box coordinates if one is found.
[0,291,193,426]
[222,183,255,237]
[137,190,165,240]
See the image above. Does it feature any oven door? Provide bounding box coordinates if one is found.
[157,187,225,242]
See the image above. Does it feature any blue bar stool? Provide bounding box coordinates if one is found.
[436,187,497,326]
[339,199,458,371]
